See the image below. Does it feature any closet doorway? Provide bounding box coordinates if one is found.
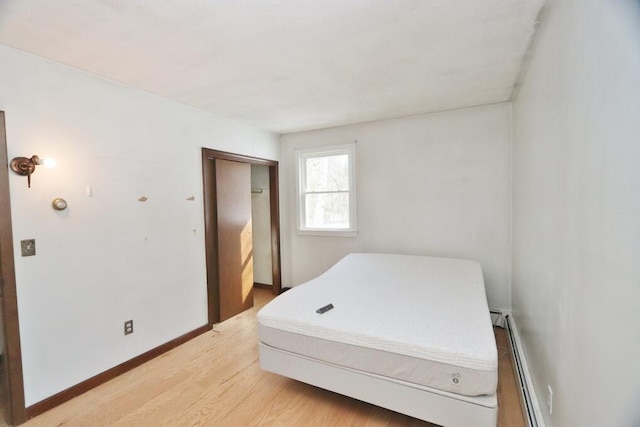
[250,164,274,290]
[201,148,281,325]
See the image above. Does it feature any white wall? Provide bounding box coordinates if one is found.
[251,165,272,285]
[512,0,640,425]
[280,103,513,310]
[0,44,279,406]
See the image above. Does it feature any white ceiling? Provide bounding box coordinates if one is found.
[0,0,544,134]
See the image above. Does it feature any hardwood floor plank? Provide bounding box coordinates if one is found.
[19,288,525,427]
[496,325,527,427]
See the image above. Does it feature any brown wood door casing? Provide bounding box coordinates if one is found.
[202,148,281,326]
[0,111,27,425]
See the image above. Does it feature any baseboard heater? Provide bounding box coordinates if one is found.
[491,310,542,427]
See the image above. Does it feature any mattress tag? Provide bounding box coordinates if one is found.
[316,303,334,314]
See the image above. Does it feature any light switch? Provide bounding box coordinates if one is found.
[21,239,36,257]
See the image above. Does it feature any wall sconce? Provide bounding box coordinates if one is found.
[10,155,56,188]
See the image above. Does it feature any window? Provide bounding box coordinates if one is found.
[296,143,356,236]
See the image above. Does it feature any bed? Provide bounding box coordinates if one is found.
[257,253,498,427]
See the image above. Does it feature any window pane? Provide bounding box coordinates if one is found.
[305,193,350,229]
[305,154,349,192]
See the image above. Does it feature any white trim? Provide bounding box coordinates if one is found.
[295,143,357,236]
[506,314,547,427]
[295,229,358,238]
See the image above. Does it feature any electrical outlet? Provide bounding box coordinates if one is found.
[124,320,133,335]
[547,385,553,414]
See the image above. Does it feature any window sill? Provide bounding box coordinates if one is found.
[297,229,358,238]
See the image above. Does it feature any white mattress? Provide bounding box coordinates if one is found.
[257,253,498,396]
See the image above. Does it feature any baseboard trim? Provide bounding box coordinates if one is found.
[504,314,546,427]
[253,282,273,289]
[25,324,211,420]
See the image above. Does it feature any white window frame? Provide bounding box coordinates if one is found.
[295,143,357,237]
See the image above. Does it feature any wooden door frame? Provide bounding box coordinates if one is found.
[201,148,281,325]
[0,111,27,425]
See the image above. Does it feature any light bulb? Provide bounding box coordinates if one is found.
[41,157,57,168]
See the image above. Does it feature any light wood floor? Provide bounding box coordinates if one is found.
[17,288,525,426]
